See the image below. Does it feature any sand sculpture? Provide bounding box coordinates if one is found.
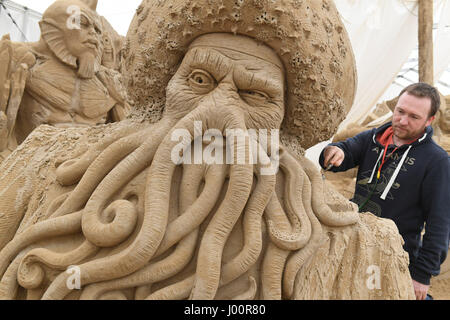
[433,95,450,153]
[0,0,415,300]
[0,0,129,162]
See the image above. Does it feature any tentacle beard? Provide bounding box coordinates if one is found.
[0,103,360,300]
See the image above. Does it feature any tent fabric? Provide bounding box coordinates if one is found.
[334,0,419,128]
[306,0,450,166]
[0,0,42,42]
[335,0,450,128]
[435,0,450,81]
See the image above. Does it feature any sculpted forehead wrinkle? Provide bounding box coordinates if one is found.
[188,47,232,81]
[188,33,284,70]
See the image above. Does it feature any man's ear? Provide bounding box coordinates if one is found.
[427,115,435,127]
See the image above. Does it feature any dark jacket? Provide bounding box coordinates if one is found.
[319,122,450,285]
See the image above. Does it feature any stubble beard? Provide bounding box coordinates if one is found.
[392,123,426,143]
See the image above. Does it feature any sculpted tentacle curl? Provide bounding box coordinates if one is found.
[52,119,174,218]
[231,276,257,300]
[278,150,312,249]
[80,164,206,299]
[0,249,32,299]
[55,125,140,186]
[0,211,82,279]
[296,155,360,227]
[17,241,99,290]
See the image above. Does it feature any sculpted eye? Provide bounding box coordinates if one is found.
[239,89,269,100]
[188,70,216,93]
[80,16,89,28]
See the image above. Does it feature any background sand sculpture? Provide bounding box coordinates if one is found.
[0,0,415,300]
[0,0,130,162]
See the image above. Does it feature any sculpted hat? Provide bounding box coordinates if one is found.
[123,0,357,150]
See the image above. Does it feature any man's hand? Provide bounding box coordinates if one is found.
[323,146,345,168]
[412,279,430,300]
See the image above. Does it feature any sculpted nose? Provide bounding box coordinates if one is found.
[88,26,97,36]
[212,74,240,103]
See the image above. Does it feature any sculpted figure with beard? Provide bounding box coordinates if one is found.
[0,0,129,161]
[0,0,415,300]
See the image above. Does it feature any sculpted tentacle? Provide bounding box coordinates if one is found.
[283,169,323,299]
[55,125,140,186]
[0,211,82,279]
[80,164,206,299]
[231,276,257,300]
[17,241,99,290]
[145,275,195,300]
[154,164,227,258]
[51,119,174,218]
[220,150,276,286]
[297,155,360,227]
[42,104,233,300]
[191,133,253,299]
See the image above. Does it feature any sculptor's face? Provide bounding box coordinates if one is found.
[65,9,102,60]
[392,92,434,141]
[165,34,285,130]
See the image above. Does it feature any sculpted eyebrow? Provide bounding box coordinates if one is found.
[189,48,230,81]
[188,48,283,95]
[235,68,282,96]
[80,13,91,25]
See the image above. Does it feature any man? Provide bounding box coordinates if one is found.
[320,82,450,300]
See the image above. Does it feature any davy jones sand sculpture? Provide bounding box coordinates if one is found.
[0,0,415,300]
[0,0,129,161]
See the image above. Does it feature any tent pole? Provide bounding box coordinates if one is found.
[418,0,434,85]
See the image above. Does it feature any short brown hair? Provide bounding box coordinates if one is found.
[399,82,441,117]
